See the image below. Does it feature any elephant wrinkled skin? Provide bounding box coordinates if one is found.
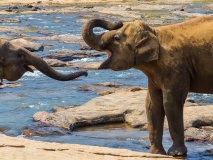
[82,16,213,156]
[0,39,87,83]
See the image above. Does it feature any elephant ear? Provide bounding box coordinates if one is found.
[134,31,159,65]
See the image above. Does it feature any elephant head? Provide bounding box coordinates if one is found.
[0,39,87,83]
[82,19,159,71]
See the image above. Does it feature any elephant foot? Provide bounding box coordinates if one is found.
[167,144,187,157]
[150,145,166,155]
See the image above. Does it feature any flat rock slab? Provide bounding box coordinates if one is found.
[33,89,213,135]
[33,90,148,130]
[0,134,171,160]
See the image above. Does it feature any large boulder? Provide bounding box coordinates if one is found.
[33,89,148,130]
[10,38,44,52]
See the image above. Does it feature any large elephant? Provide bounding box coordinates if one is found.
[0,39,87,84]
[82,16,213,156]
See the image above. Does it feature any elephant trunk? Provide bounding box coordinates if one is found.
[24,49,87,81]
[82,19,123,51]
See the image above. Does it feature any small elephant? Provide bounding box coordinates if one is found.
[0,39,87,84]
[82,16,213,156]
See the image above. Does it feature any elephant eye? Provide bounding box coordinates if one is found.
[18,51,24,58]
[114,35,120,41]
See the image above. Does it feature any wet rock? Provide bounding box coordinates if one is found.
[80,44,91,50]
[25,4,33,8]
[184,127,212,142]
[0,82,24,89]
[10,38,44,52]
[44,58,67,67]
[5,8,12,12]
[22,125,68,136]
[78,82,145,95]
[0,127,6,132]
[46,50,104,61]
[31,6,41,11]
[11,6,19,9]
[203,147,213,156]
[184,98,198,107]
[0,19,21,23]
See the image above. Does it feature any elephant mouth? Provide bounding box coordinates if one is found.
[98,50,112,69]
[24,65,34,73]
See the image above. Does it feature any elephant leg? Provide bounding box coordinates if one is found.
[146,80,166,154]
[162,82,189,156]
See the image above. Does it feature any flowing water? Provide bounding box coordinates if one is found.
[0,4,213,159]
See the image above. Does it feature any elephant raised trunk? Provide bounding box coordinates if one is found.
[82,19,123,50]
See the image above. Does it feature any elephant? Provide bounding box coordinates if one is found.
[0,39,87,84]
[82,16,213,156]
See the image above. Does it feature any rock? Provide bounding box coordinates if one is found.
[184,105,213,128]
[44,58,101,69]
[0,134,171,160]
[203,147,213,156]
[46,50,104,61]
[25,4,33,8]
[10,38,44,52]
[33,90,148,130]
[80,44,91,50]
[184,127,212,142]
[78,82,145,95]
[44,58,67,67]
[22,125,68,136]
[33,87,213,142]
[0,82,24,89]
[184,98,198,107]
[0,127,6,132]
[69,61,101,70]
[0,19,21,23]
[31,6,41,11]
[11,6,19,9]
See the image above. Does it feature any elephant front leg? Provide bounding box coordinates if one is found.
[163,85,188,156]
[146,81,166,155]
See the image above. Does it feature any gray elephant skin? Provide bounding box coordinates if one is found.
[82,16,213,156]
[0,39,87,83]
